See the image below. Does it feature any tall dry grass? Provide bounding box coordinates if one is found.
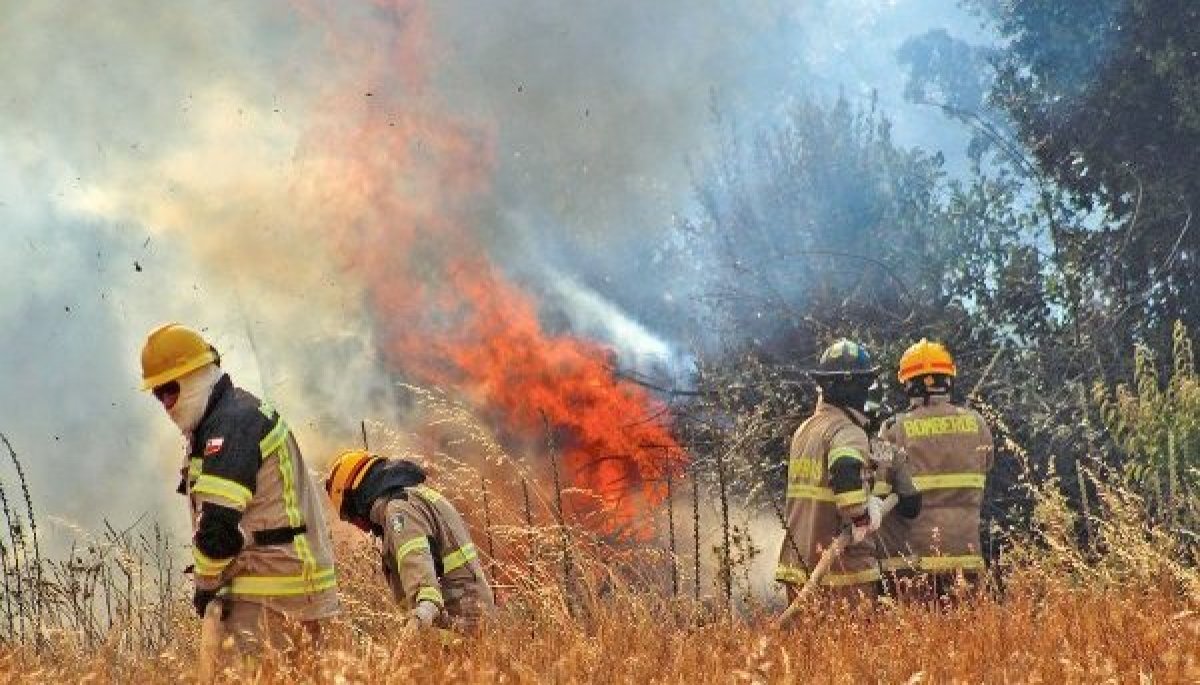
[1,334,1200,682]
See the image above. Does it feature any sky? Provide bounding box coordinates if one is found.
[0,0,998,545]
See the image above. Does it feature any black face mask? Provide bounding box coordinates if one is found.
[821,376,874,413]
[346,459,428,525]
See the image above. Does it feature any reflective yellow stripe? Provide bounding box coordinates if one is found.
[413,485,445,504]
[880,556,918,572]
[442,543,478,574]
[919,555,985,572]
[395,536,431,566]
[828,446,864,464]
[188,457,203,481]
[872,481,894,496]
[823,566,882,587]
[228,566,337,597]
[259,418,287,460]
[912,473,986,491]
[192,548,233,577]
[264,420,318,575]
[786,483,836,501]
[775,564,808,585]
[775,564,879,587]
[834,489,867,508]
[192,475,252,510]
[416,586,444,607]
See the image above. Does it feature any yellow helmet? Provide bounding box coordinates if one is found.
[140,323,218,390]
[325,449,381,518]
[897,339,957,383]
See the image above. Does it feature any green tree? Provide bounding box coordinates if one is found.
[968,0,1200,340]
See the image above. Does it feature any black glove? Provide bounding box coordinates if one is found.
[193,587,220,618]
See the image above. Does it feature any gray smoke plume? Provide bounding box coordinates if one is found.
[0,0,999,547]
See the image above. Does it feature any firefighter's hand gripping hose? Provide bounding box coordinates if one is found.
[774,493,899,629]
[408,599,441,630]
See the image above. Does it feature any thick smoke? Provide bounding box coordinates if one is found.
[0,0,1000,544]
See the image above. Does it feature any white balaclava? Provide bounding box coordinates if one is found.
[168,363,224,435]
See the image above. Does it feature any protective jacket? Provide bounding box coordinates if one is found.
[371,484,495,630]
[181,374,339,620]
[776,401,891,589]
[876,395,994,575]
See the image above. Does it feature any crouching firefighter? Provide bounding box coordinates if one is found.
[139,324,339,660]
[876,339,994,603]
[325,450,496,633]
[775,339,921,607]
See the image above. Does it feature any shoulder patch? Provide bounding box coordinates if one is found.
[203,437,225,456]
[390,514,405,535]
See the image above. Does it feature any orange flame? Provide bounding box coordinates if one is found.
[296,0,685,528]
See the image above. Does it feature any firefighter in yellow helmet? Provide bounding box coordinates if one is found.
[326,449,495,633]
[775,339,921,604]
[876,339,995,602]
[140,324,339,657]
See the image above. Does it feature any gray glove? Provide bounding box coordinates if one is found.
[408,599,441,630]
[851,496,885,543]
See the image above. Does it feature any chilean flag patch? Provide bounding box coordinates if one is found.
[204,437,224,456]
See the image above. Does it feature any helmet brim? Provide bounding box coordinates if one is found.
[808,366,880,379]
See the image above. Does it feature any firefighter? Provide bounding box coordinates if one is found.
[775,339,921,604]
[325,449,495,632]
[876,339,995,602]
[140,323,339,655]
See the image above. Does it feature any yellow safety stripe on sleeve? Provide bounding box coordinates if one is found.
[786,483,836,501]
[188,457,203,481]
[263,420,319,575]
[192,474,253,510]
[919,554,985,572]
[416,586,445,608]
[228,566,338,597]
[833,489,868,508]
[872,481,894,496]
[827,446,865,465]
[442,543,478,574]
[775,564,808,585]
[912,473,986,491]
[413,485,446,504]
[395,536,431,566]
[192,548,234,577]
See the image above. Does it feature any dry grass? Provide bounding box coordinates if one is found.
[0,376,1198,683]
[0,472,1197,685]
[0,574,1195,683]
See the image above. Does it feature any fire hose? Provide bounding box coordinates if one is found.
[196,588,229,685]
[774,492,898,628]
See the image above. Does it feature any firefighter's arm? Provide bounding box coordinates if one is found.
[384,501,445,616]
[191,418,259,591]
[826,426,871,523]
